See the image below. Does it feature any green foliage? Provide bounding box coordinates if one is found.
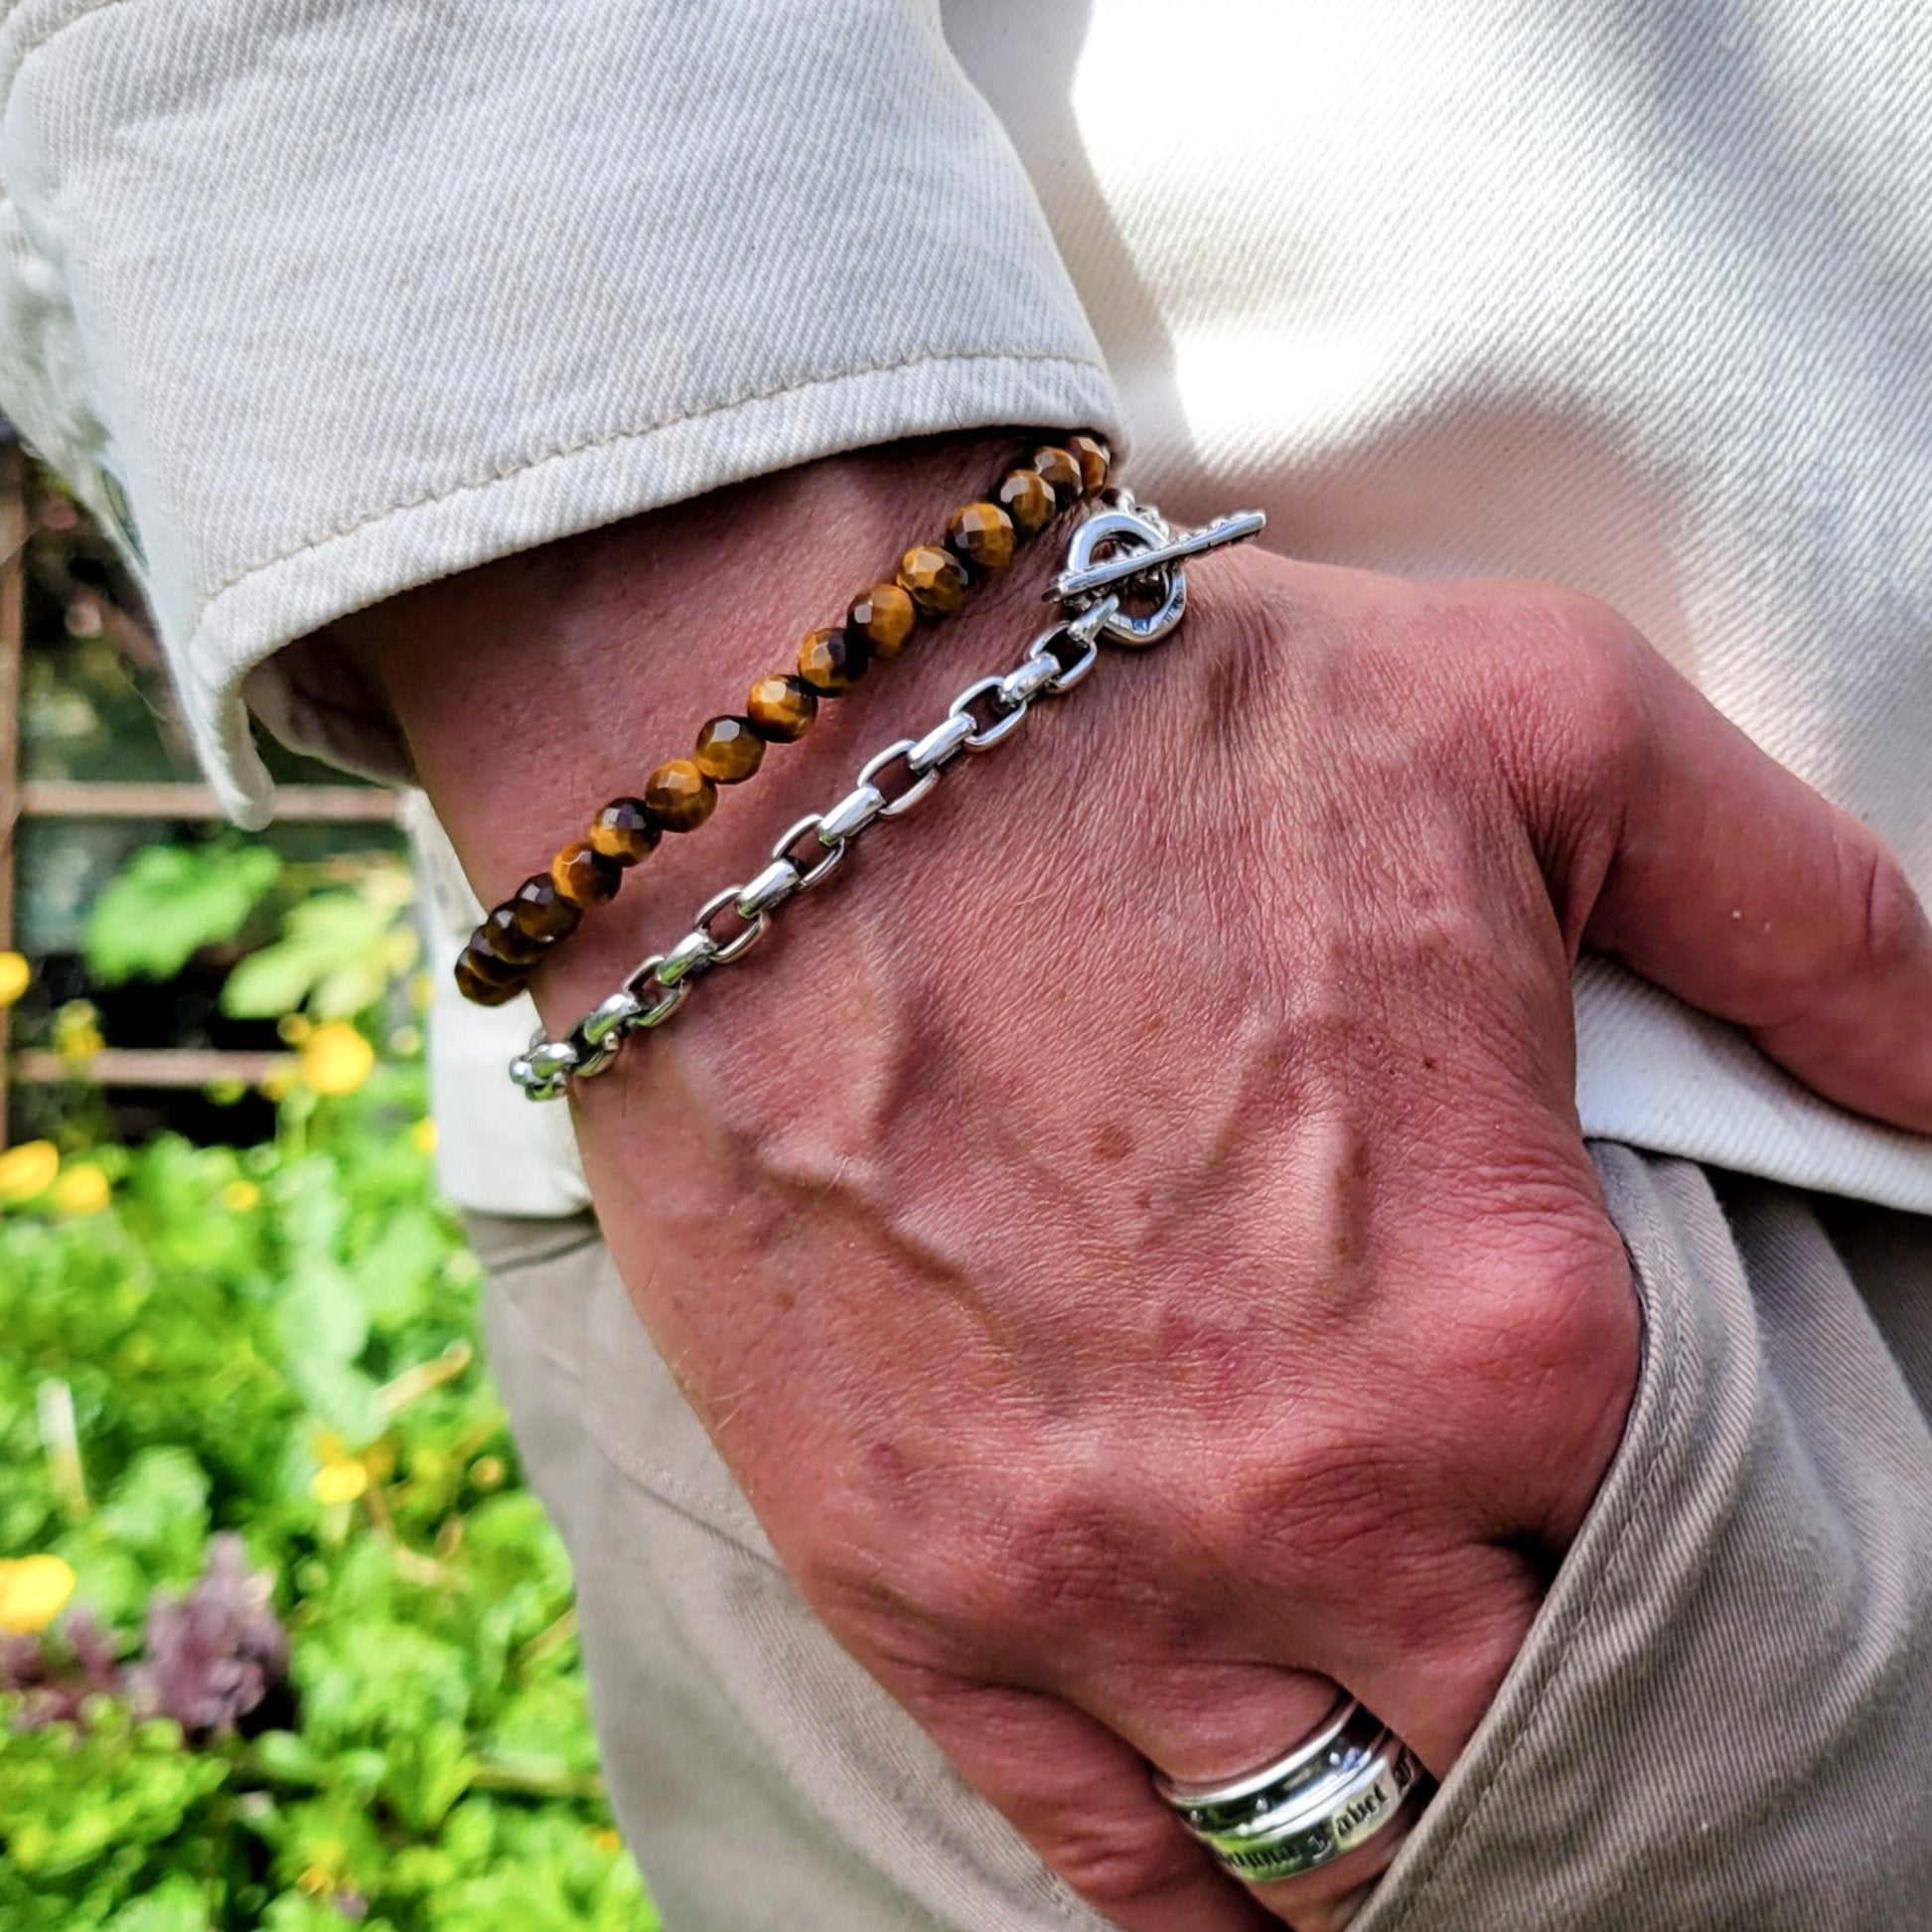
[222,867,419,1023]
[84,843,283,984]
[0,1071,656,1931]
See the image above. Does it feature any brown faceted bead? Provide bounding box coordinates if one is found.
[945,500,1016,577]
[588,797,662,867]
[746,673,817,742]
[508,874,582,944]
[476,904,548,966]
[1066,432,1112,494]
[847,580,917,659]
[898,543,969,616]
[693,714,766,783]
[996,466,1055,538]
[797,624,869,695]
[1032,444,1084,509]
[454,952,527,1005]
[462,929,528,983]
[550,839,623,909]
[644,757,717,832]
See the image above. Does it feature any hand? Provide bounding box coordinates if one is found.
[353,441,1932,1930]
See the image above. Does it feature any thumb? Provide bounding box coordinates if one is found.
[1566,633,1932,1131]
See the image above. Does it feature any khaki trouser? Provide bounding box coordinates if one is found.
[467,1145,1932,1930]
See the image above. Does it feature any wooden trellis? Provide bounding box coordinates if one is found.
[0,448,400,1146]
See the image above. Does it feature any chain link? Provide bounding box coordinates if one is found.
[511,491,1263,1100]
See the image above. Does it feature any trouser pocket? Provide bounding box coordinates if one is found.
[1354,1144,1932,1932]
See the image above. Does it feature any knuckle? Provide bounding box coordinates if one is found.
[796,1469,1148,1669]
[1522,585,1653,778]
[1849,834,1929,982]
[1245,1423,1430,1585]
[1464,581,1657,835]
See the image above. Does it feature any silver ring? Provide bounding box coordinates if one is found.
[1153,1698,1428,1886]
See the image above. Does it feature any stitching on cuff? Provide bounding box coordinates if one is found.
[196,346,1110,610]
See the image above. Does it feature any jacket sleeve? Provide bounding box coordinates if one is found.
[0,0,1117,823]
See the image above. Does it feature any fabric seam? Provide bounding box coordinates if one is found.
[1367,1149,1693,1930]
[193,348,1109,616]
[581,1410,786,1575]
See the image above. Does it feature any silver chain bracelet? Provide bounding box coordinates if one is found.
[509,489,1265,1101]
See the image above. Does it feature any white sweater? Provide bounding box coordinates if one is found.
[3,0,1928,1216]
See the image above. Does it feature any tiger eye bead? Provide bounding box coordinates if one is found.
[1066,432,1112,494]
[847,581,917,659]
[508,874,583,944]
[693,714,765,783]
[1032,444,1084,509]
[746,673,817,743]
[996,466,1055,537]
[797,625,869,695]
[945,501,1016,577]
[644,758,717,832]
[454,952,527,1005]
[588,797,662,867]
[550,839,622,909]
[477,904,547,966]
[462,928,528,982]
[898,543,969,616]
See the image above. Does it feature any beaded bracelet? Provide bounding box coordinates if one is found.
[455,432,1116,1006]
[509,490,1265,1100]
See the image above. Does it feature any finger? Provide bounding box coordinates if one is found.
[1282,1535,1545,1780]
[1074,1662,1420,1929]
[1575,637,1932,1129]
[889,1670,1271,1931]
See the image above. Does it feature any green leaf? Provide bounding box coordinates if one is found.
[84,843,282,983]
[274,1262,370,1369]
[105,1876,215,1932]
[92,1447,212,1575]
[221,880,414,1022]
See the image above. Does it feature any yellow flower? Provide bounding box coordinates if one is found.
[0,1555,77,1633]
[310,1458,369,1506]
[300,1022,374,1097]
[277,1013,313,1044]
[221,1178,261,1213]
[590,1828,622,1854]
[0,1140,60,1204]
[53,1000,104,1061]
[0,952,30,1009]
[50,1164,110,1216]
[469,1455,506,1491]
[408,1117,438,1156]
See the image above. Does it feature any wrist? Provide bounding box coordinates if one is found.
[341,431,1118,1016]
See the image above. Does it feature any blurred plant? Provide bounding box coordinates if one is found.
[54,998,106,1062]
[0,1057,655,1931]
[84,843,284,984]
[0,1138,60,1204]
[80,839,419,1038]
[0,1556,77,1635]
[222,863,419,1025]
[298,1023,376,1099]
[0,950,31,1007]
[6,462,648,1928]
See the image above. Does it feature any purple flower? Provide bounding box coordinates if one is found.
[132,1535,289,1735]
[2,1610,125,1728]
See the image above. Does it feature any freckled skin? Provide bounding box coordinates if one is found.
[350,437,1932,1932]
